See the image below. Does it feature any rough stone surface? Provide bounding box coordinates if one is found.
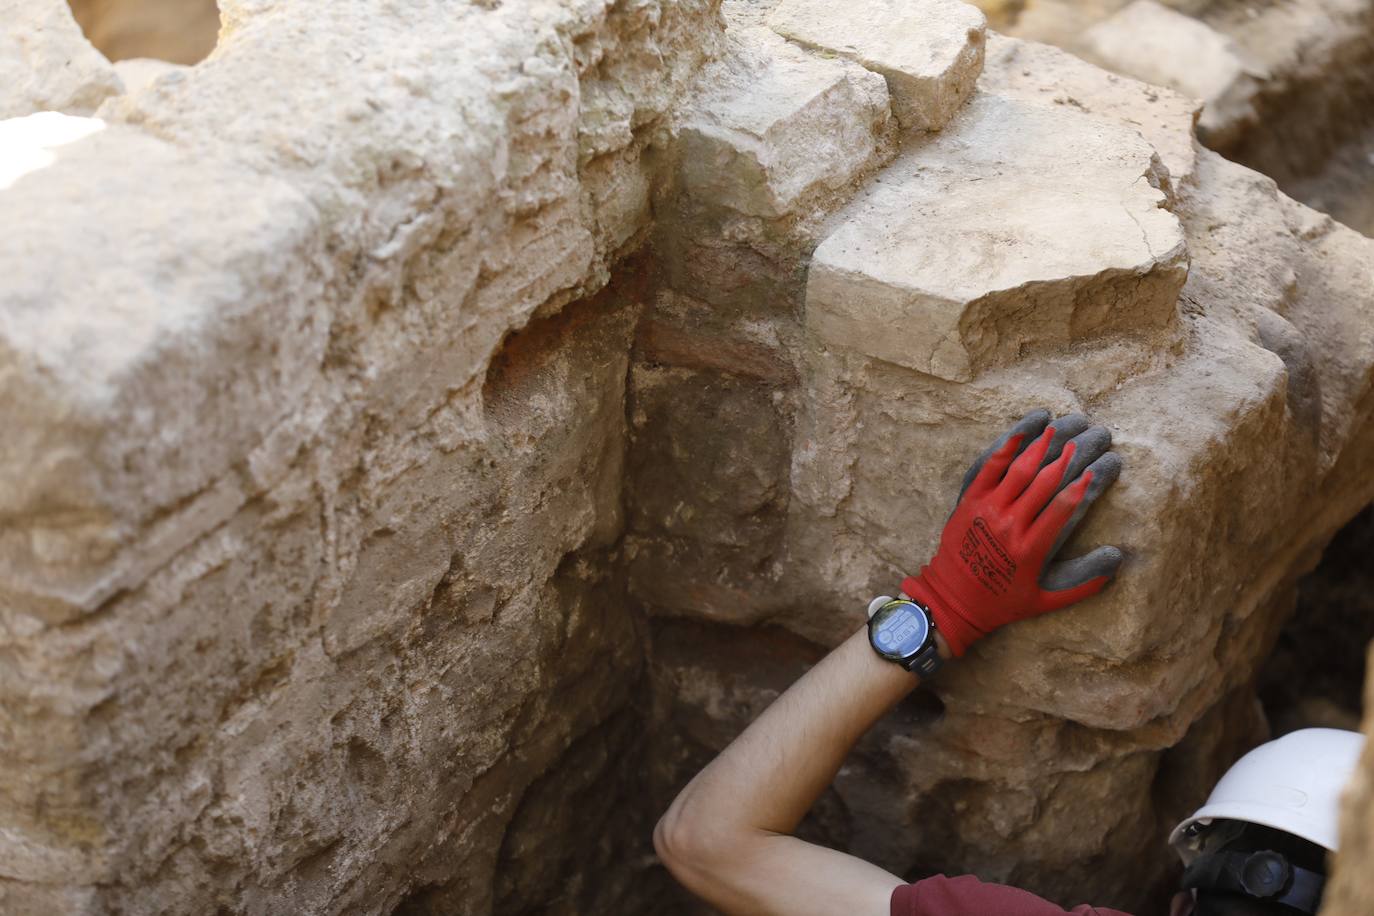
[1083,0,1266,147]
[676,24,891,218]
[0,0,124,118]
[5,1,1374,914]
[1201,0,1374,186]
[805,89,1188,380]
[993,0,1374,236]
[1326,642,1374,916]
[980,33,1202,187]
[0,0,720,912]
[767,0,987,131]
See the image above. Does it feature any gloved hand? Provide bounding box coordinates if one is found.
[902,409,1123,657]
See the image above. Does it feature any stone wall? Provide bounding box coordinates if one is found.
[4,0,1374,914]
[0,1,718,913]
[633,8,1374,911]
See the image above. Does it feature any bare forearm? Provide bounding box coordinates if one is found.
[670,627,921,836]
[655,625,950,914]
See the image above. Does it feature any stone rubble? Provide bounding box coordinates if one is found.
[3,0,1374,914]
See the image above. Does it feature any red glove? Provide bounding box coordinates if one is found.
[903,410,1123,657]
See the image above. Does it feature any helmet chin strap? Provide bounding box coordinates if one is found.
[1182,848,1325,914]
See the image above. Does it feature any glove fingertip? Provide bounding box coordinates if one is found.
[1041,544,1125,593]
[1019,411,1053,445]
[1093,450,1123,479]
[1095,545,1125,581]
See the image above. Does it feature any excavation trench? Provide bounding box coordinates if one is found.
[4,1,1374,915]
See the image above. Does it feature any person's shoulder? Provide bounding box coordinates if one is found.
[891,874,1134,916]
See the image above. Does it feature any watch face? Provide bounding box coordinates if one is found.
[870,600,930,661]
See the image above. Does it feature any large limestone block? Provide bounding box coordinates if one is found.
[1,0,720,626]
[767,0,987,131]
[0,122,326,618]
[728,165,1369,908]
[979,33,1202,187]
[1083,0,1266,147]
[0,0,124,118]
[805,90,1188,381]
[64,296,640,916]
[678,26,891,218]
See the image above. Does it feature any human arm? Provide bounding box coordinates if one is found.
[654,410,1124,915]
[653,625,950,916]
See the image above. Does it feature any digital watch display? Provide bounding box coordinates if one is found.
[866,596,942,677]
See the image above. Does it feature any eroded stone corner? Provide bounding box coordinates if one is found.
[804,83,1188,381]
[767,0,987,132]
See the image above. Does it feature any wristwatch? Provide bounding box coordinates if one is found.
[867,595,943,678]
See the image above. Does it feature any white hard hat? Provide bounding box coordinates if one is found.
[1169,728,1366,864]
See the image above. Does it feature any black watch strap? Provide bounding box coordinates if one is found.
[904,633,943,677]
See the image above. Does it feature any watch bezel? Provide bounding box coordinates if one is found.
[867,598,934,665]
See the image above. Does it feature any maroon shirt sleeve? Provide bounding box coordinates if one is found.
[891,875,1135,916]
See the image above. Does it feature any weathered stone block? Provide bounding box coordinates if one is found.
[678,26,891,218]
[767,0,986,131]
[0,0,123,118]
[979,33,1202,187]
[1083,0,1267,147]
[805,90,1188,381]
[0,123,327,618]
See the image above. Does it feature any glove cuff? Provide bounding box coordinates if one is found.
[902,568,984,657]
